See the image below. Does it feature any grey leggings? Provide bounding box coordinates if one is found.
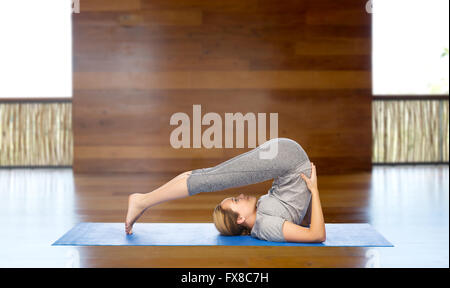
[187,138,309,196]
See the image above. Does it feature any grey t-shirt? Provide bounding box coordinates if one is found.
[250,160,312,242]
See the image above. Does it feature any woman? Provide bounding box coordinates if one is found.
[125,137,326,243]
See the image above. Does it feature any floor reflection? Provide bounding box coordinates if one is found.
[0,165,448,267]
[369,165,449,267]
[0,168,79,267]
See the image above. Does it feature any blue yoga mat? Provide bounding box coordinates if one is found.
[52,223,393,247]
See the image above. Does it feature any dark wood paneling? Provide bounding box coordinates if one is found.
[73,0,372,174]
[81,0,141,12]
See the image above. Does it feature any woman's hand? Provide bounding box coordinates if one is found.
[301,162,318,193]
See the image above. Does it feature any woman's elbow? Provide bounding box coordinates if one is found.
[315,232,326,243]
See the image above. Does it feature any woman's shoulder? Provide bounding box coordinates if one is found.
[257,194,290,216]
[251,211,287,242]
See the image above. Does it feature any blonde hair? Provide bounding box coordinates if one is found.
[212,203,251,236]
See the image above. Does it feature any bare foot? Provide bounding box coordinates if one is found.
[125,193,148,235]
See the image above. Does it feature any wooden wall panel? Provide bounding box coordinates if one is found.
[74,71,370,90]
[81,0,141,12]
[73,0,372,174]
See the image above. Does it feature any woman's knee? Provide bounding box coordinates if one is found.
[275,138,308,167]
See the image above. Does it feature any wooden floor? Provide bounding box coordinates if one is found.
[0,165,448,268]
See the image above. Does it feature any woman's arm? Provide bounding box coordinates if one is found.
[282,163,326,243]
[300,201,312,227]
[307,187,326,241]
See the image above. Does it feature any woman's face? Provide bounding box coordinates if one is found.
[220,193,257,221]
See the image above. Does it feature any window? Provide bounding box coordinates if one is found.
[0,0,72,98]
[372,0,449,163]
[373,0,449,95]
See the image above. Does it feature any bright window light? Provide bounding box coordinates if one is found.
[0,0,72,98]
[373,0,449,95]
